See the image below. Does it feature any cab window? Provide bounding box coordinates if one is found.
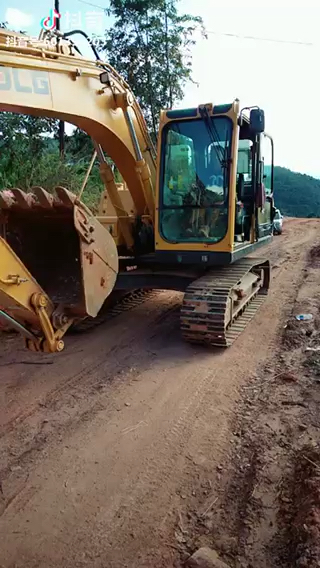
[160,116,233,243]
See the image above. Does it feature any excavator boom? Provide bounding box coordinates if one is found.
[0,29,155,351]
[0,30,156,217]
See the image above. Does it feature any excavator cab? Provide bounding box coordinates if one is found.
[154,101,274,265]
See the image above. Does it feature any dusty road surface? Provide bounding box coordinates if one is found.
[0,218,319,568]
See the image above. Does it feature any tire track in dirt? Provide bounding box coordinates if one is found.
[0,293,182,500]
[187,234,320,568]
[0,218,319,568]
[0,293,180,430]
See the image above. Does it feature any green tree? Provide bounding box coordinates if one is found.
[0,23,61,187]
[99,0,206,139]
[0,113,58,187]
[66,127,94,161]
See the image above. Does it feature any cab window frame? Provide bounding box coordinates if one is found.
[158,115,234,244]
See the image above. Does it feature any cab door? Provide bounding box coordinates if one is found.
[257,133,274,238]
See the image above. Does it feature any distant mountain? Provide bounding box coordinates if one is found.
[266,166,320,218]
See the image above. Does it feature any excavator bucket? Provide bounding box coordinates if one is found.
[0,187,118,347]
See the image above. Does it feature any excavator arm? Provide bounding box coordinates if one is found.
[0,29,156,352]
[0,29,156,217]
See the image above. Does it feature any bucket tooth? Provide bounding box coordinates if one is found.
[0,189,15,209]
[32,186,54,209]
[55,186,76,208]
[10,188,36,209]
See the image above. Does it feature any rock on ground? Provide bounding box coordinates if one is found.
[186,547,231,568]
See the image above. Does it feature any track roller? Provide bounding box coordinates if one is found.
[180,257,270,347]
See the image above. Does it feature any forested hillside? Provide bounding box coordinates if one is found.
[273,166,320,218]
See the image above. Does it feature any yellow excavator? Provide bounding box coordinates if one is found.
[0,28,275,353]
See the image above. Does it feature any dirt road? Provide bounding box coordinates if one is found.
[0,218,319,568]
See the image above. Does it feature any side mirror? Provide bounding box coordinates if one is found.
[250,108,265,134]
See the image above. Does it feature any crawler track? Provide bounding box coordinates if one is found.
[180,257,270,347]
[72,289,159,333]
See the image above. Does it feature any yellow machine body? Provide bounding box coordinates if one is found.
[0,29,274,352]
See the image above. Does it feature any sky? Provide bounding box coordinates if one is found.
[0,0,319,177]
